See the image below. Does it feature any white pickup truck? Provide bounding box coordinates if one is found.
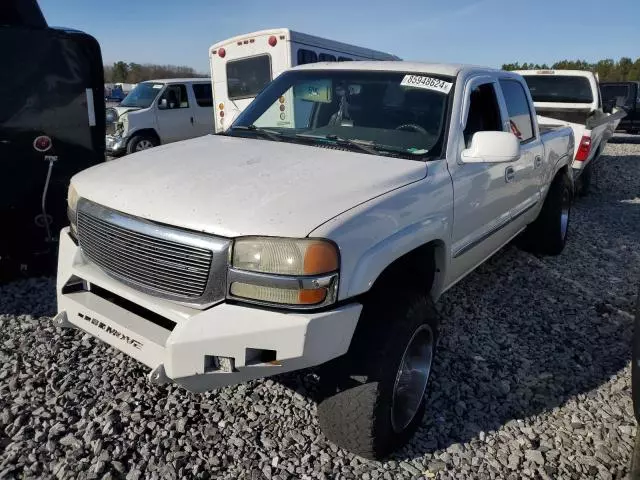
[55,62,574,459]
[516,69,624,195]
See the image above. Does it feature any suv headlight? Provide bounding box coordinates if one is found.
[67,184,79,235]
[229,237,339,307]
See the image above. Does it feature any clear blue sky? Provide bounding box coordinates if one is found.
[40,0,639,74]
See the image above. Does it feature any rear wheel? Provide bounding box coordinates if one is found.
[518,171,572,256]
[127,134,158,154]
[317,292,439,459]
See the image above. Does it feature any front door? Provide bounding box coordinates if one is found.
[447,79,519,284]
[155,83,194,143]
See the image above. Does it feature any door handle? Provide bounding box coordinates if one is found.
[534,155,542,169]
[190,117,194,124]
[505,166,515,183]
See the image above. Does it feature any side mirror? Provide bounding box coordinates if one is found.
[158,98,168,110]
[461,131,520,163]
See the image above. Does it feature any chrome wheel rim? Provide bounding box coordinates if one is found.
[560,186,571,239]
[391,324,434,433]
[135,139,154,151]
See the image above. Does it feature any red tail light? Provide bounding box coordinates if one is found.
[575,135,591,162]
[218,47,226,58]
[268,35,277,47]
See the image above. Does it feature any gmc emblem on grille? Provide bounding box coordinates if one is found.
[78,312,143,350]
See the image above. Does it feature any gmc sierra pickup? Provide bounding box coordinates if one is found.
[55,62,574,458]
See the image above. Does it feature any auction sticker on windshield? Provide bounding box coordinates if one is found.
[401,75,452,94]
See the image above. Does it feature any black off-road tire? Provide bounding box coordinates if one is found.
[518,171,572,256]
[317,292,439,460]
[127,134,158,154]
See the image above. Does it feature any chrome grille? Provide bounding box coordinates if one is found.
[76,199,230,306]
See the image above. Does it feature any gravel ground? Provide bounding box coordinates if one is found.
[1,136,639,480]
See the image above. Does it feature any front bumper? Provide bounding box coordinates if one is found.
[55,229,362,392]
[105,134,127,155]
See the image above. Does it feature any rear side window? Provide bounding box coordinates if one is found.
[297,49,318,65]
[499,80,535,142]
[226,55,272,100]
[523,75,593,104]
[192,83,213,107]
[319,53,336,62]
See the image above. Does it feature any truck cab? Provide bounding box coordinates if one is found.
[105,78,214,156]
[601,81,640,134]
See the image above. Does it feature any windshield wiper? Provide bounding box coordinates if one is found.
[229,124,284,142]
[295,133,381,155]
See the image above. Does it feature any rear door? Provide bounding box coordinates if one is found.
[190,82,214,137]
[155,83,193,143]
[498,78,544,227]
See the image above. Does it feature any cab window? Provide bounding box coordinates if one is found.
[160,84,189,109]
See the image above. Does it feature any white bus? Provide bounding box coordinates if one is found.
[209,28,400,132]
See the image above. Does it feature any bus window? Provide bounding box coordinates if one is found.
[338,56,352,62]
[319,53,336,62]
[297,49,318,65]
[226,55,272,100]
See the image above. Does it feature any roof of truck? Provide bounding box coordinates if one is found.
[292,61,497,77]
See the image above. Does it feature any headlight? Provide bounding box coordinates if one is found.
[229,237,339,307]
[67,184,79,234]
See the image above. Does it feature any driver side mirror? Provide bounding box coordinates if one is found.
[158,98,168,110]
[461,131,520,163]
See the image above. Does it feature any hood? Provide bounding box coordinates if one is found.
[72,135,427,238]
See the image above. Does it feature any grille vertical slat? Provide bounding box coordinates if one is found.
[77,207,214,299]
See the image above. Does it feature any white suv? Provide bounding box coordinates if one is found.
[105,78,214,155]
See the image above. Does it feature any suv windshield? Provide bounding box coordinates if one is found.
[601,84,631,104]
[227,70,452,159]
[523,75,593,103]
[120,82,164,108]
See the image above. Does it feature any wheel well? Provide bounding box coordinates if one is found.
[129,128,160,145]
[368,240,446,299]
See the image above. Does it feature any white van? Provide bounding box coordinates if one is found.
[105,78,213,156]
[209,28,400,132]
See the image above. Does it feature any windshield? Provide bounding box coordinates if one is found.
[120,82,163,108]
[523,75,593,103]
[227,55,272,100]
[228,70,452,160]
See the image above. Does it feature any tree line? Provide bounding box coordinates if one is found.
[104,61,208,84]
[502,57,640,82]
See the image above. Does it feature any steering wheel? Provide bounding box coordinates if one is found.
[396,124,427,135]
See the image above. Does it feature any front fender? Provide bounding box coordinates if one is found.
[309,160,454,301]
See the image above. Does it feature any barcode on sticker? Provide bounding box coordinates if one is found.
[401,75,452,94]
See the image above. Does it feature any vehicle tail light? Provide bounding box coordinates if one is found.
[218,47,226,58]
[575,135,591,162]
[268,36,277,47]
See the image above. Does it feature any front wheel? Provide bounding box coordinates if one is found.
[127,135,158,154]
[317,292,439,459]
[518,171,572,256]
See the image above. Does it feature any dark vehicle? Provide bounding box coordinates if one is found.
[105,85,126,103]
[600,81,640,134]
[0,0,105,279]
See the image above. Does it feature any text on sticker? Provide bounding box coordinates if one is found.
[401,75,453,94]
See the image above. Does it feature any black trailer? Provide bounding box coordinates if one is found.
[0,0,105,279]
[600,81,640,134]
